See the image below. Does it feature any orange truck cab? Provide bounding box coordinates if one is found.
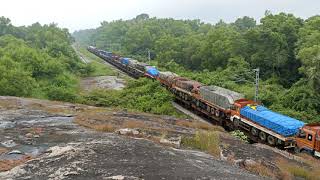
[295,123,320,157]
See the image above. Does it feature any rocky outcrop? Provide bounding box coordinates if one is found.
[0,96,262,180]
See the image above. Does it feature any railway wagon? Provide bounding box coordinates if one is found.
[196,85,244,119]
[87,47,144,78]
[157,71,178,88]
[144,66,159,79]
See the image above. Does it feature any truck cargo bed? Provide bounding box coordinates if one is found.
[240,106,305,137]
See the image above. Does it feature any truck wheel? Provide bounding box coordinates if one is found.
[294,147,300,154]
[215,110,220,117]
[251,127,259,136]
[267,135,276,145]
[206,106,210,112]
[259,132,267,141]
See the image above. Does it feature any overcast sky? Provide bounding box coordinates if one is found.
[1,0,319,32]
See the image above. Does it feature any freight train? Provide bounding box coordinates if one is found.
[88,46,159,79]
[87,46,320,158]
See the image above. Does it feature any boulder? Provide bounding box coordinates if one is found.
[116,128,140,136]
[160,136,181,148]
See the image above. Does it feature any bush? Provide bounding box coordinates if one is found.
[231,130,249,143]
[182,131,221,157]
[80,78,183,117]
[47,86,78,102]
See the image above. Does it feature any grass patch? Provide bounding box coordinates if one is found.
[74,43,116,77]
[87,61,117,77]
[182,130,221,157]
[276,157,320,180]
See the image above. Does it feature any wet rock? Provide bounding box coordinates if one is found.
[104,175,142,180]
[0,121,16,129]
[1,140,17,148]
[1,135,261,179]
[160,136,181,148]
[0,165,27,178]
[8,150,23,155]
[0,96,266,179]
[116,128,140,136]
[47,146,76,157]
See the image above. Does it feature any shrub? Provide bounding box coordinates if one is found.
[182,131,221,157]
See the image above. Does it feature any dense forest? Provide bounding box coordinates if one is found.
[0,17,90,101]
[74,13,320,123]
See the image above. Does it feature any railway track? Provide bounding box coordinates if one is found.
[171,101,211,125]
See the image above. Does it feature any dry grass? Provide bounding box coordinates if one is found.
[74,116,116,132]
[0,148,8,154]
[298,153,320,167]
[276,157,320,180]
[298,154,320,180]
[27,127,44,135]
[182,130,221,157]
[175,120,225,132]
[121,120,147,129]
[0,156,32,172]
[93,124,116,132]
[0,98,21,109]
[244,163,276,179]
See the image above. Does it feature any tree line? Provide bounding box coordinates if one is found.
[74,13,320,123]
[0,17,91,101]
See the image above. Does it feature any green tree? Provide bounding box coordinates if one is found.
[233,16,256,31]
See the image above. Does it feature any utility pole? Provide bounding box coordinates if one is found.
[148,49,151,64]
[253,68,260,102]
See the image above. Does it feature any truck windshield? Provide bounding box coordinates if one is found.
[298,130,306,138]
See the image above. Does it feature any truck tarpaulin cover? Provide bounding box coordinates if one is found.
[240,105,305,137]
[121,58,130,65]
[146,66,159,77]
[199,86,244,110]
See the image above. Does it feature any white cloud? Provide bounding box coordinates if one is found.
[0,0,319,32]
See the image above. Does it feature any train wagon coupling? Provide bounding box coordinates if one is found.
[87,46,320,158]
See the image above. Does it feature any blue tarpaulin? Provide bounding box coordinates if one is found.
[146,66,159,77]
[240,105,305,137]
[121,58,130,65]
